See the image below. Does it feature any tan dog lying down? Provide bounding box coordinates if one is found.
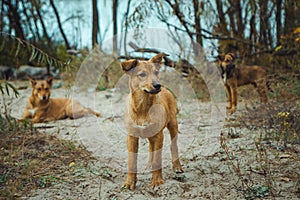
[22,77,100,123]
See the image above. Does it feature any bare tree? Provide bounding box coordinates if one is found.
[284,0,300,35]
[275,0,283,45]
[49,0,70,49]
[193,0,203,46]
[32,0,52,46]
[123,0,132,56]
[126,0,300,58]
[113,0,118,53]
[0,0,5,33]
[92,0,99,47]
[4,0,25,39]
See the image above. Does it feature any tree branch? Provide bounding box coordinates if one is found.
[122,42,198,76]
[50,0,70,49]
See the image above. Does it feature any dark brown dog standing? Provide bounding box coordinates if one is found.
[121,53,183,190]
[22,77,100,123]
[218,53,270,114]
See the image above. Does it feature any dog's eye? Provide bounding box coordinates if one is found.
[45,88,49,91]
[139,72,147,78]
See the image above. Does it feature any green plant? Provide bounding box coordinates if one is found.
[245,185,269,199]
[0,33,70,69]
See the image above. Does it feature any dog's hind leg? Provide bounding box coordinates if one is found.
[22,109,32,120]
[167,119,183,173]
[66,101,100,119]
[85,107,101,117]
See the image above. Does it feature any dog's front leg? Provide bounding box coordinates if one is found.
[167,121,183,173]
[22,110,32,120]
[230,85,237,114]
[225,84,232,109]
[123,135,139,190]
[148,131,164,188]
[31,115,43,123]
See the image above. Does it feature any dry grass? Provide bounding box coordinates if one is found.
[220,79,300,199]
[0,117,95,198]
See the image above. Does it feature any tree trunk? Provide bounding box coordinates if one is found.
[30,2,42,43]
[32,0,52,46]
[20,0,39,42]
[249,0,257,50]
[123,0,132,56]
[49,0,70,49]
[92,0,99,47]
[232,0,244,39]
[113,0,118,53]
[284,0,300,34]
[193,0,202,46]
[5,0,25,39]
[259,0,268,48]
[215,0,229,36]
[276,0,282,45]
[0,0,4,33]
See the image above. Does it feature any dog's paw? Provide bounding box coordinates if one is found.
[151,177,164,189]
[173,165,184,174]
[229,108,236,114]
[122,180,136,190]
[172,160,184,173]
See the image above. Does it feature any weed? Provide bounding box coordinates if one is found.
[0,120,94,198]
[245,185,269,199]
[220,97,300,198]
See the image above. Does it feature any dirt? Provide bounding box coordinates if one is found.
[3,79,300,200]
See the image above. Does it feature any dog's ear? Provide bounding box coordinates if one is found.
[46,76,53,86]
[217,54,225,61]
[28,77,37,87]
[149,53,169,64]
[121,59,139,72]
[228,53,235,60]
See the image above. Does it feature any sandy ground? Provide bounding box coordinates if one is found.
[3,80,299,200]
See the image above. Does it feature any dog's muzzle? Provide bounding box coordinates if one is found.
[144,83,161,94]
[40,95,48,100]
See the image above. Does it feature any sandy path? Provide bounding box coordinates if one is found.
[7,81,296,200]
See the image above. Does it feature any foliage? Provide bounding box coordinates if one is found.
[0,33,70,69]
[126,0,300,71]
[271,26,300,71]
[0,81,19,98]
[219,74,300,199]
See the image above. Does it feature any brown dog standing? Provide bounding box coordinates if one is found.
[22,77,100,123]
[121,53,183,189]
[218,53,270,114]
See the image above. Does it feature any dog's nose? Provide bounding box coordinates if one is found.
[42,95,47,100]
[153,83,161,90]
